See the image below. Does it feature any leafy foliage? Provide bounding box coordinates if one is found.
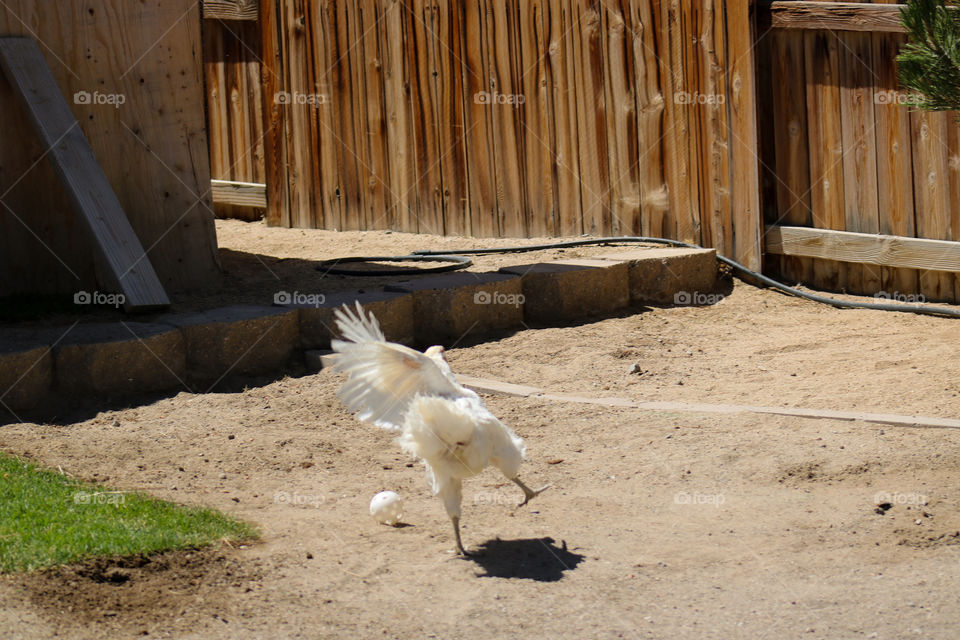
[898,0,960,110]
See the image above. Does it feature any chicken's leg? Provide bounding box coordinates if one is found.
[451,515,470,556]
[511,476,550,507]
[439,479,471,556]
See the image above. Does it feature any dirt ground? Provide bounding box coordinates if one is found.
[4,220,960,638]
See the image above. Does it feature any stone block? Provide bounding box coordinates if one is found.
[598,247,717,305]
[54,322,185,395]
[286,290,414,349]
[499,258,629,324]
[386,272,524,346]
[0,332,53,410]
[163,305,299,380]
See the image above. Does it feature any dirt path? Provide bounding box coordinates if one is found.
[3,234,960,638]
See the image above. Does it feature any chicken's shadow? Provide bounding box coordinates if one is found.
[467,537,584,582]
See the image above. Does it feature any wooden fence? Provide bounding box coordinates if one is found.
[203,0,960,301]
[245,0,762,270]
[759,0,960,303]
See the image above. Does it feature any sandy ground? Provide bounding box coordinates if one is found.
[3,221,960,638]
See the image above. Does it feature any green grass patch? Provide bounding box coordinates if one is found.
[0,452,258,573]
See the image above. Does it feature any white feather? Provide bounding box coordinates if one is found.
[330,303,528,519]
[330,302,465,430]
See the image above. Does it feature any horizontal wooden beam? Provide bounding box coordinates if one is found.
[203,0,259,21]
[765,225,960,272]
[211,179,267,208]
[762,2,906,33]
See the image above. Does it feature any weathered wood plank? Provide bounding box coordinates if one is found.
[355,0,390,230]
[486,2,526,237]
[519,0,556,237]
[766,225,960,273]
[839,25,880,294]
[601,1,639,236]
[401,0,439,235]
[279,0,318,229]
[204,0,259,21]
[308,0,342,230]
[549,0,583,237]
[764,2,906,33]
[805,29,848,292]
[911,110,955,300]
[210,179,267,207]
[769,29,813,285]
[0,37,169,311]
[259,0,286,226]
[573,0,610,236]
[461,0,498,237]
[870,10,918,299]
[433,1,469,236]
[947,111,960,302]
[725,0,762,272]
[698,1,732,255]
[632,0,668,239]
[657,1,689,244]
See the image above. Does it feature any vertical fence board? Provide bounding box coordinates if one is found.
[487,1,527,237]
[699,1,732,255]
[359,0,393,230]
[725,0,762,271]
[603,2,640,235]
[632,0,668,239]
[912,110,955,301]
[550,0,583,236]
[804,30,847,292]
[520,0,557,237]
[383,0,416,231]
[770,30,813,284]
[948,117,960,302]
[434,1,469,236]
[839,28,880,295]
[872,26,918,298]
[283,0,319,228]
[662,1,696,244]
[260,0,287,226]
[572,1,610,236]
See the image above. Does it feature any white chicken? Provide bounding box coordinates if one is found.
[330,302,549,555]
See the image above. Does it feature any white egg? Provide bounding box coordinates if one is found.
[370,490,404,525]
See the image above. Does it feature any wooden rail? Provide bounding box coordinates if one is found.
[766,226,960,273]
[211,179,266,208]
[762,2,906,33]
[203,0,258,21]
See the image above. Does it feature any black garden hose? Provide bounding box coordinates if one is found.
[318,236,960,319]
[316,253,472,277]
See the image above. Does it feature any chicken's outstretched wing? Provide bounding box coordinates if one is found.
[330,303,466,430]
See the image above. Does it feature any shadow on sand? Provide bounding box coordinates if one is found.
[467,537,585,582]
